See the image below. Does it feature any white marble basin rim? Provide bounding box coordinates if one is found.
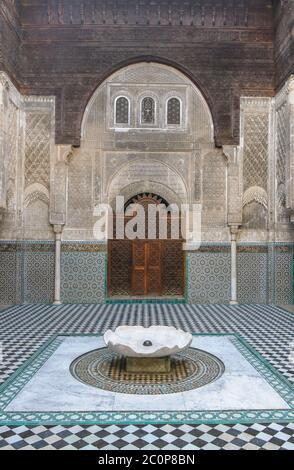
[103,326,192,358]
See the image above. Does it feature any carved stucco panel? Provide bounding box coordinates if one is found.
[240,98,271,230]
[102,151,192,195]
[107,159,188,204]
[223,145,243,226]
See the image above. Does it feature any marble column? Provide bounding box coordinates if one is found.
[230,226,239,305]
[53,224,63,305]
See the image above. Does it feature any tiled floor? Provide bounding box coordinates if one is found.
[0,303,293,450]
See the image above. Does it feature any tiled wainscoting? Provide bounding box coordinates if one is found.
[187,244,294,304]
[0,241,55,305]
[0,242,106,305]
[187,247,231,304]
[61,243,106,304]
[0,242,293,305]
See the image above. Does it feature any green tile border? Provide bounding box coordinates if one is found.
[0,333,293,426]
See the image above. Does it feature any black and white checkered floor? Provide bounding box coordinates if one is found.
[0,303,293,450]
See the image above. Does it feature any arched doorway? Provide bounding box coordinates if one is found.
[75,61,216,302]
[108,193,185,299]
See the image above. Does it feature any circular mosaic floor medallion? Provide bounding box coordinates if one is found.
[70,348,225,395]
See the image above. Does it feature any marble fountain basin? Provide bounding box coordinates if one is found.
[103,326,192,373]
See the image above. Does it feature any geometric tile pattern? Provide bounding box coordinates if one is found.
[237,252,268,304]
[0,422,293,450]
[0,303,293,449]
[274,249,293,305]
[61,252,105,304]
[1,333,293,426]
[0,252,17,305]
[69,344,224,396]
[187,253,231,304]
[23,252,55,304]
[0,243,293,306]
[1,304,293,385]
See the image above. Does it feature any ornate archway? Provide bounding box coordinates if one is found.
[76,61,215,301]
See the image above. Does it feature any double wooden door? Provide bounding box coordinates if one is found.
[132,241,161,296]
[108,239,185,298]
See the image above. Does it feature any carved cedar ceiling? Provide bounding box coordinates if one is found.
[0,0,282,146]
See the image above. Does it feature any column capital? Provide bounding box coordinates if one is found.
[229,224,241,236]
[56,144,75,165]
[53,224,64,235]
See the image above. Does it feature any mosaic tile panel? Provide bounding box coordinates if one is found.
[267,244,276,304]
[187,245,293,305]
[70,345,225,395]
[23,251,55,304]
[61,252,105,304]
[237,252,268,304]
[0,252,17,305]
[187,252,230,304]
[274,247,293,305]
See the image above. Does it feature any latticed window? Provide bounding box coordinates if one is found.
[115,97,129,125]
[141,97,155,124]
[167,97,181,125]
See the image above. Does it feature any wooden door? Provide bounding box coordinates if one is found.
[132,241,146,295]
[132,241,161,296]
[147,241,161,295]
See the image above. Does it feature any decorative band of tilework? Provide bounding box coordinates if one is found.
[185,244,294,254]
[0,242,292,254]
[274,245,293,253]
[185,245,230,253]
[186,245,279,254]
[0,241,107,253]
[238,246,269,253]
[62,243,107,253]
[22,244,55,253]
[0,242,54,253]
[0,243,18,252]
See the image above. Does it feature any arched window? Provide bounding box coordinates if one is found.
[115,96,129,125]
[141,97,155,124]
[167,97,181,125]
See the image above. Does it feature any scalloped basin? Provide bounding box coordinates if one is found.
[103,326,193,358]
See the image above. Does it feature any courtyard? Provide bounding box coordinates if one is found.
[0,303,293,450]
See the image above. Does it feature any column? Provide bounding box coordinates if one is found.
[230,226,239,305]
[53,224,63,305]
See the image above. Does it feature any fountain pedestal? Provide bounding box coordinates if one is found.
[126,356,171,373]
